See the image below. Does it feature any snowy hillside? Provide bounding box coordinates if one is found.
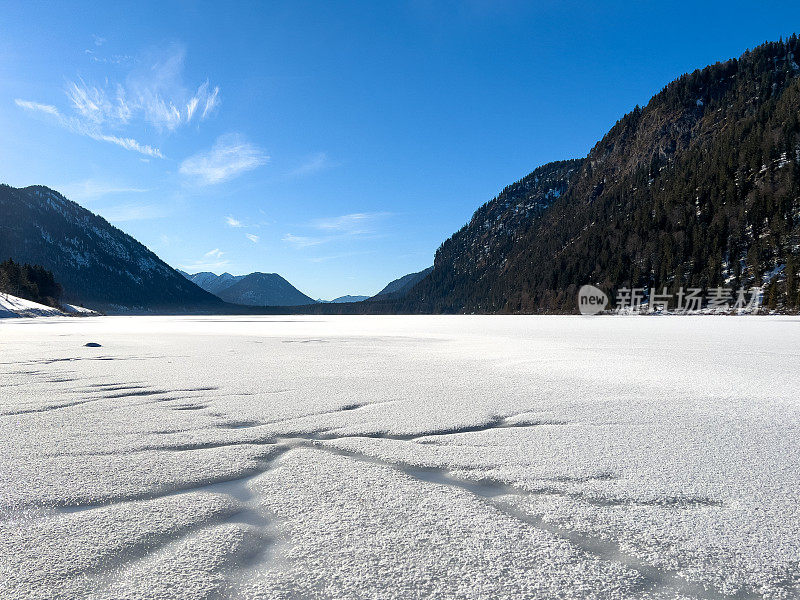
[0,292,96,318]
[0,293,64,317]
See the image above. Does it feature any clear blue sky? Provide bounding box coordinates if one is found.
[1,1,799,298]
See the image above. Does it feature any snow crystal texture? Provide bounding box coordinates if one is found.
[1,315,798,599]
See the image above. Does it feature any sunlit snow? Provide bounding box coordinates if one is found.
[0,293,64,318]
[1,315,799,599]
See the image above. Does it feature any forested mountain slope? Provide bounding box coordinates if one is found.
[371,267,433,300]
[0,185,221,311]
[405,37,800,313]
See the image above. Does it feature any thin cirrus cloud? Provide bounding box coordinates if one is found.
[177,248,229,272]
[286,152,333,178]
[311,212,391,234]
[15,98,164,158]
[14,100,59,117]
[225,215,244,228]
[59,178,149,201]
[68,45,220,131]
[246,234,260,243]
[180,134,268,185]
[282,212,391,249]
[282,233,326,248]
[14,44,219,157]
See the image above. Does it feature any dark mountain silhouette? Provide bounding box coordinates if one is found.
[0,185,221,312]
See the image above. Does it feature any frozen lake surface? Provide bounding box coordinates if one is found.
[1,315,799,599]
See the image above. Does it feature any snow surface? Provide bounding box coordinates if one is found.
[0,293,97,318]
[1,315,799,599]
[0,293,64,318]
[62,303,99,315]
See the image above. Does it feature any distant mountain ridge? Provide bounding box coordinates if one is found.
[177,271,243,296]
[320,295,369,303]
[0,185,221,311]
[179,270,316,306]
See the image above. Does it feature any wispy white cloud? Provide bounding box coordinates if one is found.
[180,133,268,185]
[15,98,164,157]
[65,78,127,125]
[311,212,391,234]
[283,212,391,250]
[225,215,244,228]
[85,49,133,65]
[92,34,106,47]
[14,99,60,116]
[282,233,326,248]
[94,132,163,157]
[15,44,218,156]
[179,248,229,271]
[287,152,334,178]
[125,47,219,131]
[60,179,149,201]
[178,259,230,272]
[246,233,259,243]
[184,81,219,123]
[201,83,220,119]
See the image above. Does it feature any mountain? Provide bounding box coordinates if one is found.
[326,295,369,303]
[0,185,222,312]
[180,270,316,306]
[218,273,316,306]
[177,271,244,296]
[371,267,433,300]
[403,161,580,311]
[405,37,800,313]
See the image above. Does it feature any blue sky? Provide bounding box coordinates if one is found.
[2,1,799,299]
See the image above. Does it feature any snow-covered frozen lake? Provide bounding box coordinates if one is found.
[1,315,799,599]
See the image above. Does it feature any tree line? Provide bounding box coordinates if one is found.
[0,259,63,307]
